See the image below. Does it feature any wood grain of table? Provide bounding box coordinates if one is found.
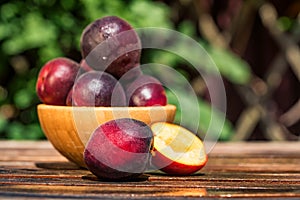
[0,141,299,199]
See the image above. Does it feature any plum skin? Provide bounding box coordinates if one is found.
[36,57,80,106]
[125,75,167,106]
[151,149,207,175]
[84,118,154,180]
[71,71,126,107]
[80,16,141,79]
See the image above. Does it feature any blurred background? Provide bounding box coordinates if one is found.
[0,0,299,141]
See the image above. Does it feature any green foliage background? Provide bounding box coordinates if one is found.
[0,0,251,140]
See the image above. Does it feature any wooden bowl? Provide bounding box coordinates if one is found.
[37,104,176,167]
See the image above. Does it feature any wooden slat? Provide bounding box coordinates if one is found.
[209,142,300,155]
[0,141,299,199]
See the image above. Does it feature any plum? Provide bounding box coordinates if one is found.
[80,16,141,79]
[36,57,80,105]
[71,71,126,107]
[117,66,143,89]
[125,75,167,106]
[65,88,73,106]
[84,118,154,180]
[80,59,94,72]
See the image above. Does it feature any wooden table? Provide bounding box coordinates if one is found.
[1,141,299,199]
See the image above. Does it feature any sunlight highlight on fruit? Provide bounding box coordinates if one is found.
[151,122,207,175]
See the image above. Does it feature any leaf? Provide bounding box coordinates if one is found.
[206,46,252,85]
[2,12,57,55]
[0,116,8,133]
[166,89,234,141]
[14,89,34,109]
[197,98,234,141]
[6,122,44,140]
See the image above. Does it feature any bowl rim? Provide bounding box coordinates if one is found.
[37,104,176,111]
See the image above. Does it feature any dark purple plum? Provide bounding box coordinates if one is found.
[125,75,167,106]
[117,66,143,89]
[80,59,94,72]
[71,71,126,107]
[84,118,154,180]
[65,88,73,106]
[36,57,80,105]
[80,16,141,79]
